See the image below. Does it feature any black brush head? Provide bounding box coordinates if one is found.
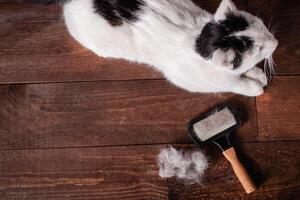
[188,104,241,151]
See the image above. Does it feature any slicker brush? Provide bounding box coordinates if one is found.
[188,105,256,194]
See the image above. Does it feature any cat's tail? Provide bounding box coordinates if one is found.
[24,0,68,5]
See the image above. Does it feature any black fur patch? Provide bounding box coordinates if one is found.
[196,12,253,69]
[221,12,249,32]
[94,0,145,26]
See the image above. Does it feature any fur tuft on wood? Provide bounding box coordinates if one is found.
[158,146,208,184]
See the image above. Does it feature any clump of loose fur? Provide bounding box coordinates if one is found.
[158,146,208,184]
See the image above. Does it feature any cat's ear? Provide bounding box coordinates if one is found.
[214,0,237,21]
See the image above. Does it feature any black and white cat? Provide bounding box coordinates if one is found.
[35,0,278,96]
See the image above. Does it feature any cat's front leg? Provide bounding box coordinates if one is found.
[244,66,268,87]
[231,76,264,97]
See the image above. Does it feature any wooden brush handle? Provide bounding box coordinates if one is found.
[223,147,256,194]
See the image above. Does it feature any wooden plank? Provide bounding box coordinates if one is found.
[0,1,248,84]
[0,3,160,84]
[0,0,23,3]
[193,0,247,13]
[256,76,300,141]
[0,142,299,199]
[0,80,257,150]
[0,145,168,200]
[247,0,300,75]
[168,142,300,200]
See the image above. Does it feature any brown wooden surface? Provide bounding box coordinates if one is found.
[0,142,299,200]
[0,81,257,150]
[0,0,300,199]
[0,3,160,84]
[257,76,300,141]
[168,142,300,200]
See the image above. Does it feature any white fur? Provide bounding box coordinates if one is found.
[158,146,208,184]
[63,0,278,96]
[214,0,236,21]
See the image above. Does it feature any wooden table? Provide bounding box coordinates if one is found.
[0,0,299,199]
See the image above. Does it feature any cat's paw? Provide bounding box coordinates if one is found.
[244,81,264,96]
[244,67,268,87]
[234,79,264,97]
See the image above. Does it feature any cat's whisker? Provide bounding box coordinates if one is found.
[265,59,271,79]
[264,59,269,78]
[272,29,278,35]
[268,59,272,76]
[271,57,276,73]
[271,23,280,35]
[271,56,278,72]
[271,26,279,34]
[264,55,277,80]
[268,15,275,30]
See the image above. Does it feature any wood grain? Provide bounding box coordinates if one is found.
[0,142,299,199]
[0,145,168,200]
[192,0,247,13]
[0,3,160,84]
[256,76,300,141]
[168,142,300,200]
[0,80,257,150]
[0,1,299,199]
[247,0,300,75]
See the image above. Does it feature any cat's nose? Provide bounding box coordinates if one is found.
[273,39,279,49]
[265,39,278,58]
[267,39,278,53]
[270,39,279,50]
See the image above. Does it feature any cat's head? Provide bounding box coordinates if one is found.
[196,0,278,74]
